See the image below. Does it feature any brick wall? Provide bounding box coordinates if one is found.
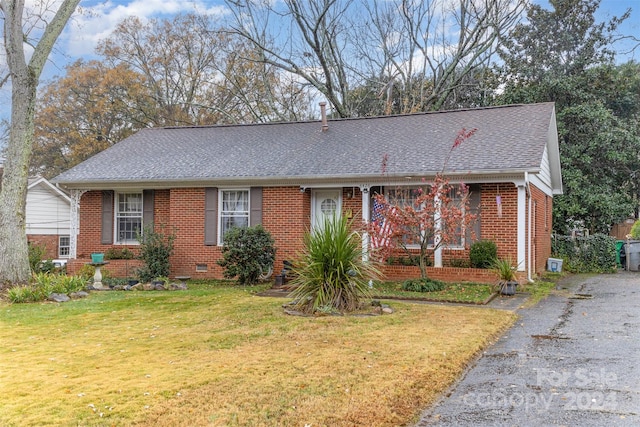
[27,234,60,259]
[67,258,143,278]
[479,183,519,260]
[263,187,309,272]
[71,183,551,281]
[530,184,553,276]
[383,265,505,284]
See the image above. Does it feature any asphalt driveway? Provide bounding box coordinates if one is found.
[416,271,640,426]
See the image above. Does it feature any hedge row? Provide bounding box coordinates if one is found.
[551,233,617,273]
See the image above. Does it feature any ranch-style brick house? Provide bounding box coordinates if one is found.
[53,102,562,283]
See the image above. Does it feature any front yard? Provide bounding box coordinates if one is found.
[0,282,515,426]
[373,281,495,303]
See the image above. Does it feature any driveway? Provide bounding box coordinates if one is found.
[416,271,640,426]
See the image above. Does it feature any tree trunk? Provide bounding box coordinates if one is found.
[0,0,81,286]
[0,71,37,286]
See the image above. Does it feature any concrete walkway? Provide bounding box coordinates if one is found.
[415,272,640,426]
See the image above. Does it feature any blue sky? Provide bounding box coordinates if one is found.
[0,0,638,121]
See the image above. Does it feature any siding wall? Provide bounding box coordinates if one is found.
[25,184,70,235]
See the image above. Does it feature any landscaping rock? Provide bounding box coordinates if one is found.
[154,284,166,291]
[142,283,154,291]
[48,293,70,303]
[113,285,124,291]
[70,291,89,299]
[170,283,188,290]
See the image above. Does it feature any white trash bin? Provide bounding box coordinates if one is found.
[626,241,640,271]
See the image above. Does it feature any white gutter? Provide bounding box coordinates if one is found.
[525,172,534,283]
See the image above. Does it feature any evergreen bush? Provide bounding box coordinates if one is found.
[469,240,498,268]
[28,243,46,273]
[136,225,176,283]
[217,225,276,285]
[552,233,616,273]
[401,278,446,292]
[630,219,640,239]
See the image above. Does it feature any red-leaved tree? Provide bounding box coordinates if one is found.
[368,128,478,279]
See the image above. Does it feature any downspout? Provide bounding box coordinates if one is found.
[361,186,370,262]
[525,172,534,283]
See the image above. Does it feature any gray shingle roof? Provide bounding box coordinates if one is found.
[53,103,558,188]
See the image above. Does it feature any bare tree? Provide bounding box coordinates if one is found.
[226,0,525,117]
[97,13,310,125]
[226,0,359,118]
[0,0,81,285]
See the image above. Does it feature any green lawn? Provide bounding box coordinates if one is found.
[373,281,495,304]
[0,282,515,426]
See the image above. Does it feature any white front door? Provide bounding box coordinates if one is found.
[312,189,342,230]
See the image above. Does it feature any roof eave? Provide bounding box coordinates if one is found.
[54,168,540,191]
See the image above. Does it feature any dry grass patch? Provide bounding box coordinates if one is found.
[0,286,515,426]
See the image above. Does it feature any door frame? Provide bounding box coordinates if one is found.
[311,188,342,230]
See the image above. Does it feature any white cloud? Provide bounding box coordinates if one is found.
[62,0,229,58]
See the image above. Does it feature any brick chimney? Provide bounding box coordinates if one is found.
[319,102,328,132]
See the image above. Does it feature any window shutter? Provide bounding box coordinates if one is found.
[468,184,481,240]
[250,187,263,226]
[101,191,114,244]
[204,187,218,245]
[143,190,154,230]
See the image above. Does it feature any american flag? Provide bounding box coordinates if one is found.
[371,199,394,248]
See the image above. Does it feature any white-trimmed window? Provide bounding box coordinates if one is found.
[219,189,249,243]
[116,192,143,244]
[58,235,70,258]
[383,186,465,248]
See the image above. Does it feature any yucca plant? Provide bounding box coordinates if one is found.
[289,214,380,314]
[490,257,518,296]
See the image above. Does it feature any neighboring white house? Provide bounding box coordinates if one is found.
[0,158,71,262]
[26,177,72,261]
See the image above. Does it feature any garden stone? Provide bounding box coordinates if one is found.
[131,283,143,291]
[48,293,70,303]
[143,283,154,291]
[170,283,188,290]
[113,285,124,291]
[70,291,89,299]
[154,284,166,291]
[382,306,394,314]
[124,285,132,291]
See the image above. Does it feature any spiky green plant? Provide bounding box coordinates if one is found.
[289,215,380,313]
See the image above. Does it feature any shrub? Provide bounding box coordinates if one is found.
[7,286,39,303]
[28,243,46,273]
[77,264,112,281]
[631,219,640,239]
[289,215,380,313]
[103,277,129,287]
[552,234,616,273]
[448,258,471,268]
[402,278,446,292]
[136,225,176,283]
[8,274,88,303]
[469,240,497,268]
[217,225,276,285]
[105,247,135,260]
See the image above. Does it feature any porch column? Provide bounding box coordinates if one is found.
[434,192,443,268]
[69,189,87,259]
[361,186,370,261]
[517,184,527,271]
